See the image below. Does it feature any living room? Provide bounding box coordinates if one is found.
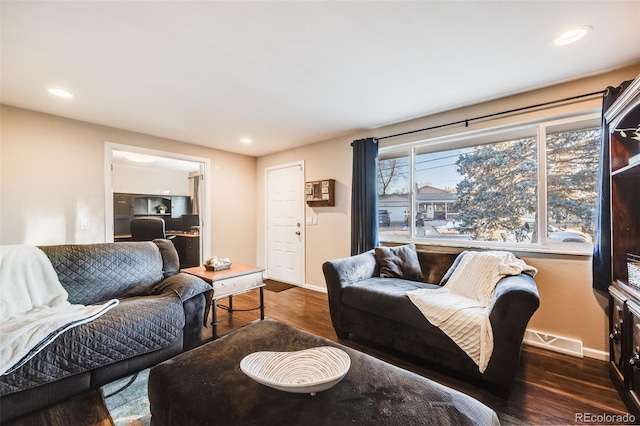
[2,1,640,425]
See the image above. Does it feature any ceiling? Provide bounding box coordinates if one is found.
[2,1,639,157]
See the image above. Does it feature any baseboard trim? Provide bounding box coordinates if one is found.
[303,283,327,293]
[582,347,609,361]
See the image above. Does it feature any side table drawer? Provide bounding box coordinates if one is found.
[213,272,263,299]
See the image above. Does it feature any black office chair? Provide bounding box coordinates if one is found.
[130,217,174,241]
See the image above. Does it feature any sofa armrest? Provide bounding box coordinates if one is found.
[484,273,540,393]
[152,273,213,341]
[152,272,212,302]
[322,250,378,335]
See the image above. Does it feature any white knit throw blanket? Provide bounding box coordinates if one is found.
[407,251,537,373]
[0,245,118,375]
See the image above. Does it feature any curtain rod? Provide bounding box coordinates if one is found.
[377,89,606,141]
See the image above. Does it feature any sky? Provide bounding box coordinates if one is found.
[414,148,470,191]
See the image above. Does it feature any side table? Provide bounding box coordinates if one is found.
[182,264,265,338]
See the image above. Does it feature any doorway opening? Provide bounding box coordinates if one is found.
[104,142,211,263]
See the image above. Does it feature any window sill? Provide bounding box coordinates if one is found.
[379,235,594,257]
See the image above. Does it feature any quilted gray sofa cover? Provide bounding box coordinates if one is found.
[0,239,211,422]
[323,249,540,397]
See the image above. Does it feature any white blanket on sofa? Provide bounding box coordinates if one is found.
[407,251,537,373]
[0,245,118,375]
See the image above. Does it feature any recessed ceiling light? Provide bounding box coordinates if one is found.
[553,26,592,46]
[48,88,75,98]
[240,138,253,144]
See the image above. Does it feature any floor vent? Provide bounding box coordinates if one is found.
[523,330,583,358]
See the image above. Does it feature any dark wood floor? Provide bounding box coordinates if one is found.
[5,285,631,425]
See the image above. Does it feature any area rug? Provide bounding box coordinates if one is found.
[264,279,296,292]
[98,358,528,426]
[101,368,151,426]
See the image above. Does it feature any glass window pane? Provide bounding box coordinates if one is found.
[546,127,600,245]
[414,147,469,239]
[378,151,410,240]
[413,137,538,243]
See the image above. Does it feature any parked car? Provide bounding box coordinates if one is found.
[522,219,593,243]
[547,225,592,243]
[415,212,425,227]
[378,210,391,227]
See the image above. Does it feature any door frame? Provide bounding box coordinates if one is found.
[264,160,305,284]
[104,141,212,262]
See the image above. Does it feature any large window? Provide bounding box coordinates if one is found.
[378,113,600,253]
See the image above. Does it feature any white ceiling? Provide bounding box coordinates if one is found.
[2,1,639,157]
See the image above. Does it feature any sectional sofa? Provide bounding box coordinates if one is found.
[0,240,211,422]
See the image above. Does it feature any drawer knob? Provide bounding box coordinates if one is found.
[610,324,621,343]
[630,346,640,370]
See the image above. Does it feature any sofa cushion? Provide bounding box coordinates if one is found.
[0,293,184,395]
[41,242,164,305]
[439,251,468,285]
[153,239,181,277]
[374,244,424,281]
[417,251,459,284]
[342,278,441,330]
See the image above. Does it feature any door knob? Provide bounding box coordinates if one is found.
[295,231,301,235]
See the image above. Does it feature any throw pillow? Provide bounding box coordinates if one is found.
[374,244,424,282]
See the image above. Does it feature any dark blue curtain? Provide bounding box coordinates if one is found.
[592,80,632,294]
[351,137,379,255]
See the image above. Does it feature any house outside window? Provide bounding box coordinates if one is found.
[378,112,600,254]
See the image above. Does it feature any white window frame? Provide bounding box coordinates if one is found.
[378,111,601,256]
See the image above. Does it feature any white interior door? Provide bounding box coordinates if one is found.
[266,162,304,285]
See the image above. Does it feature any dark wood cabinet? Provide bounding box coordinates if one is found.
[114,193,192,234]
[171,235,200,268]
[610,286,627,383]
[607,75,640,416]
[629,300,640,408]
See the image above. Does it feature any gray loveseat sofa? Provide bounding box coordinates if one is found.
[0,240,211,422]
[322,247,540,396]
